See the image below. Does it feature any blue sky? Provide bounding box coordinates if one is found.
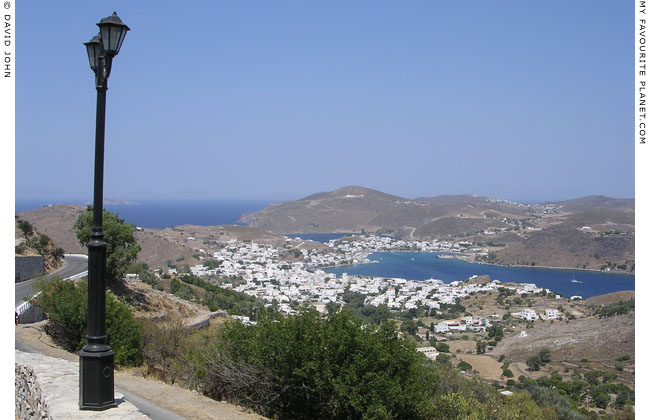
[15,1,633,203]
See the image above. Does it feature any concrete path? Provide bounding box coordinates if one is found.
[15,322,266,420]
[16,350,148,420]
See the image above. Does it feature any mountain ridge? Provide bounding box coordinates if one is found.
[239,186,635,272]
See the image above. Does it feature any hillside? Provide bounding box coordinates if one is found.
[17,204,87,254]
[493,223,635,270]
[15,217,64,275]
[17,187,635,273]
[16,205,326,272]
[240,187,536,236]
[240,186,434,234]
[493,312,634,364]
[240,186,635,271]
[548,196,635,213]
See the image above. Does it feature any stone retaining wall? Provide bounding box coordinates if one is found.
[15,256,44,282]
[15,351,149,419]
[15,362,52,420]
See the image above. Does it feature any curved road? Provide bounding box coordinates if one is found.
[15,256,191,419]
[15,255,88,307]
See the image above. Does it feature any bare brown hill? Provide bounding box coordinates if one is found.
[240,186,635,271]
[17,204,87,254]
[241,186,437,234]
[240,186,534,236]
[493,312,634,364]
[549,196,635,212]
[585,291,635,306]
[494,223,634,271]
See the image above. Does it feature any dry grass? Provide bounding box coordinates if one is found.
[455,355,503,380]
[447,340,477,354]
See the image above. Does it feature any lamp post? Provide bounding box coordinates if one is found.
[79,12,129,410]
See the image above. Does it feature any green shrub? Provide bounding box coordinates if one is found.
[17,220,33,237]
[593,300,635,318]
[141,318,193,384]
[526,355,542,371]
[34,279,142,367]
[191,310,437,419]
[457,361,472,371]
[436,342,450,353]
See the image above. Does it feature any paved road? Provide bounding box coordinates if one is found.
[15,255,88,307]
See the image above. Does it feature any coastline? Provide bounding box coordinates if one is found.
[322,250,634,299]
[324,250,634,277]
[467,258,634,276]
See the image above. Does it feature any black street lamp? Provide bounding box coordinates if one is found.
[79,12,129,411]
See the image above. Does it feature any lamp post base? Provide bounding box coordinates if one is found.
[78,347,116,410]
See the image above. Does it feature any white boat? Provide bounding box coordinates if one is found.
[570,272,581,283]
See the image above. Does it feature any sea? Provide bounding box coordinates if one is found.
[325,252,635,299]
[287,233,354,242]
[16,199,635,298]
[15,199,273,229]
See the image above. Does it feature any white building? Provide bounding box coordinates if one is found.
[416,347,439,361]
[434,322,449,333]
[545,309,560,320]
[518,309,538,321]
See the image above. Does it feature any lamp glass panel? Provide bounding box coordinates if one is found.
[100,24,127,54]
[100,25,114,53]
[114,29,127,55]
[111,28,122,53]
[85,43,97,70]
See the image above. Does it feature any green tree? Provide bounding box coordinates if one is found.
[436,342,450,353]
[17,219,34,237]
[476,341,487,354]
[433,392,479,420]
[592,391,610,409]
[400,318,418,336]
[33,278,142,366]
[74,206,141,283]
[193,310,437,419]
[526,354,542,371]
[170,278,181,294]
[539,348,552,363]
[38,234,50,249]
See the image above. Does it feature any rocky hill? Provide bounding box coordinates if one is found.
[15,217,65,274]
[240,186,635,271]
[239,186,531,236]
[16,205,88,254]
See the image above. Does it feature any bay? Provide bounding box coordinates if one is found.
[324,252,634,299]
[287,233,355,242]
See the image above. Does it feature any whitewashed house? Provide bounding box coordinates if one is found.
[518,309,538,321]
[545,309,560,320]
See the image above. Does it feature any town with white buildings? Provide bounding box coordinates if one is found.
[167,234,562,325]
